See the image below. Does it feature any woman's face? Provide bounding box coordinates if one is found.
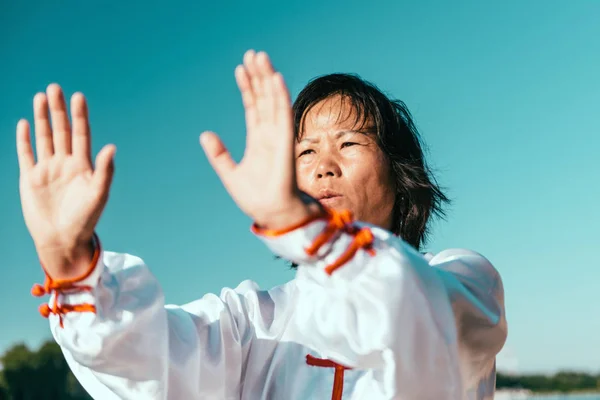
[295,95,396,230]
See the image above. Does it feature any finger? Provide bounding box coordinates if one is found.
[272,72,293,128]
[244,49,259,82]
[33,92,54,160]
[235,65,255,108]
[235,65,258,130]
[199,131,236,185]
[256,51,275,78]
[261,67,277,125]
[70,92,92,166]
[92,144,116,196]
[245,50,264,100]
[254,52,276,124]
[46,83,72,155]
[16,119,35,172]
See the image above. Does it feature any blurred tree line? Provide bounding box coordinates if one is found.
[0,341,90,400]
[497,371,600,393]
[0,340,598,398]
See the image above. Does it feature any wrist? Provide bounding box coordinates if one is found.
[254,196,325,232]
[36,236,97,281]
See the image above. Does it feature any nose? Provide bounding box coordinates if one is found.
[315,156,342,179]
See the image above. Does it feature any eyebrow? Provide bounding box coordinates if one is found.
[299,130,361,144]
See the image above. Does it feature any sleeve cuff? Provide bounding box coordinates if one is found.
[253,217,334,265]
[75,235,105,288]
[32,233,105,327]
[252,208,376,275]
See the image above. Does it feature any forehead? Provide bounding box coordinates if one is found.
[299,95,372,136]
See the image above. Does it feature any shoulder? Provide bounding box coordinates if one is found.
[428,249,497,273]
[427,249,503,296]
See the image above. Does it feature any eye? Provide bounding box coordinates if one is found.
[341,142,358,148]
[298,149,314,157]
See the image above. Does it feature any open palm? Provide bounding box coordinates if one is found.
[17,84,115,276]
[200,51,313,229]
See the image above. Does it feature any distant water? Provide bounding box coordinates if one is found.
[497,394,600,400]
[527,395,600,400]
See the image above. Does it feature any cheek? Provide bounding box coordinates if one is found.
[353,154,396,215]
[295,163,312,191]
[363,156,396,228]
[348,151,392,191]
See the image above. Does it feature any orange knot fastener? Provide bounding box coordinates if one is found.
[305,209,354,257]
[305,354,351,369]
[303,209,376,276]
[306,354,351,400]
[39,303,51,318]
[324,227,375,275]
[31,283,46,297]
[31,233,101,328]
[30,275,97,328]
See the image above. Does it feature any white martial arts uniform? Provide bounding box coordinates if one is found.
[34,209,507,399]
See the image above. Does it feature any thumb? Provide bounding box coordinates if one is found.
[92,144,116,196]
[200,131,236,184]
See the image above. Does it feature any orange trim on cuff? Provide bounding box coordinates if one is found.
[305,209,353,256]
[253,207,376,276]
[302,210,376,276]
[324,227,375,275]
[251,208,330,237]
[31,233,101,328]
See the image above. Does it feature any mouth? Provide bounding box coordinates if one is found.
[316,190,343,205]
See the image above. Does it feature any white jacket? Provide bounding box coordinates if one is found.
[38,210,507,399]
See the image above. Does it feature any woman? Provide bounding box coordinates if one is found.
[17,50,507,399]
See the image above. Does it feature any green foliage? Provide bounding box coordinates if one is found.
[0,340,91,400]
[497,371,600,393]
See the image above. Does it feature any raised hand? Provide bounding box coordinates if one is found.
[17,84,116,280]
[200,51,321,230]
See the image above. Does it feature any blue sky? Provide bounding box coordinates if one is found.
[0,1,598,374]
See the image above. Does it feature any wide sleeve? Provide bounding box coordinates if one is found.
[252,208,508,398]
[31,238,257,400]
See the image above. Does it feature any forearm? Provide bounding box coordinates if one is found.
[37,245,249,399]
[44,249,173,398]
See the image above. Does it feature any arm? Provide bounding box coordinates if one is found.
[34,237,256,400]
[17,83,266,399]
[253,208,507,397]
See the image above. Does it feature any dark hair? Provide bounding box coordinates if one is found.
[292,73,450,250]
